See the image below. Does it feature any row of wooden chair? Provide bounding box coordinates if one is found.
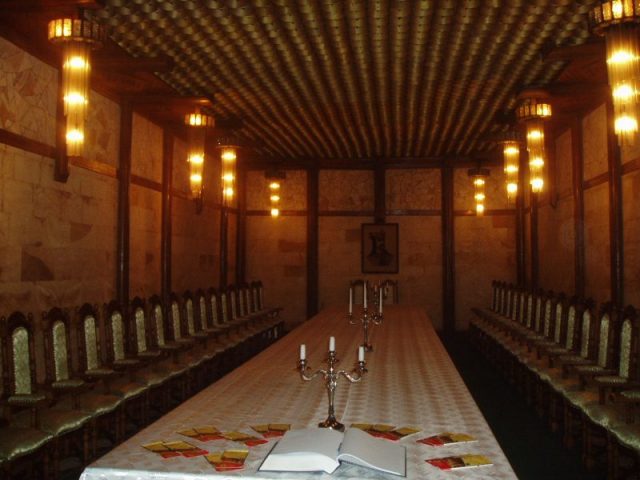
[0,281,283,480]
[469,281,640,479]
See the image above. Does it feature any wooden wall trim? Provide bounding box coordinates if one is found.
[69,156,117,178]
[530,190,539,291]
[387,209,441,216]
[236,165,247,285]
[516,154,526,286]
[116,102,132,307]
[246,210,307,216]
[621,156,640,175]
[583,172,609,190]
[454,209,516,216]
[307,167,319,319]
[571,116,586,299]
[0,127,56,158]
[161,131,173,304]
[441,166,455,335]
[219,206,229,288]
[54,67,68,182]
[606,99,624,307]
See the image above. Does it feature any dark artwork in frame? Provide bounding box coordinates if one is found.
[361,223,399,274]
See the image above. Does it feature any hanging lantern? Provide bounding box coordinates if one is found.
[590,1,640,145]
[219,139,238,205]
[468,167,490,216]
[185,112,214,206]
[516,90,552,193]
[502,141,520,202]
[265,169,286,218]
[48,18,105,157]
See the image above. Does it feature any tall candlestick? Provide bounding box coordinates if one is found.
[329,336,336,352]
[349,287,353,314]
[358,346,365,362]
[363,281,367,309]
[300,344,306,360]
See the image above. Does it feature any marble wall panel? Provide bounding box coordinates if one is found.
[455,214,516,329]
[246,169,307,211]
[85,92,120,168]
[584,183,611,303]
[131,114,163,183]
[555,128,573,197]
[623,170,640,306]
[0,37,56,146]
[172,136,190,194]
[582,103,608,181]
[0,144,117,313]
[319,170,373,211]
[246,216,306,328]
[171,197,219,293]
[386,169,441,210]
[538,197,575,295]
[129,184,161,298]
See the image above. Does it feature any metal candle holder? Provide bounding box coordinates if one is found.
[349,306,382,352]
[298,349,366,432]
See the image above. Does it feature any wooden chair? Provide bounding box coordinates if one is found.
[380,279,398,304]
[0,313,53,480]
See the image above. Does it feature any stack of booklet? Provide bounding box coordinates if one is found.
[259,427,406,476]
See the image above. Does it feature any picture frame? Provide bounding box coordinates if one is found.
[361,223,399,274]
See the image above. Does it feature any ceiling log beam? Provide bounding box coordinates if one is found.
[93,54,174,73]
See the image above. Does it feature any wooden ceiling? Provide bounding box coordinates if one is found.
[1,0,610,166]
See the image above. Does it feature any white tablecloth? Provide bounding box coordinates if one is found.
[80,306,517,479]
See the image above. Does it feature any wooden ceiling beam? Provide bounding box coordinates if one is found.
[544,38,605,62]
[124,95,212,106]
[548,82,609,98]
[0,0,104,13]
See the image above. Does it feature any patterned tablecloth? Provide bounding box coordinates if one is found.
[80,306,517,479]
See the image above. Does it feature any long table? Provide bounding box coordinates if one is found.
[80,306,517,479]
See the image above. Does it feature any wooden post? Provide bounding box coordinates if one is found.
[441,165,455,335]
[236,164,247,285]
[530,189,539,291]
[516,151,527,287]
[116,102,132,307]
[571,116,586,299]
[307,167,319,318]
[606,100,624,307]
[374,162,386,224]
[54,68,69,182]
[219,204,229,288]
[161,130,173,305]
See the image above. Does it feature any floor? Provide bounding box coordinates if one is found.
[440,331,606,480]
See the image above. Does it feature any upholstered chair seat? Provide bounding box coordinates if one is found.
[0,426,52,462]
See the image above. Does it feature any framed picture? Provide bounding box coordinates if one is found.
[361,223,399,274]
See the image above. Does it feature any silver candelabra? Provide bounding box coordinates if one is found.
[349,306,382,352]
[297,340,366,432]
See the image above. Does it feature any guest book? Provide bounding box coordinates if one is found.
[259,427,406,476]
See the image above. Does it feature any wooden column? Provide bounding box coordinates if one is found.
[236,165,247,285]
[161,130,173,304]
[571,116,586,299]
[516,152,527,286]
[441,166,455,335]
[530,190,539,291]
[374,162,386,224]
[116,102,132,307]
[54,68,69,182]
[219,204,229,288]
[606,100,624,307]
[307,167,319,318]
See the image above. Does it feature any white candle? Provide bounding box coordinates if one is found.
[363,281,368,308]
[300,344,306,360]
[358,346,365,362]
[379,287,383,314]
[329,336,336,352]
[349,286,353,314]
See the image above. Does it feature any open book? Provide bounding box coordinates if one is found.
[259,427,406,476]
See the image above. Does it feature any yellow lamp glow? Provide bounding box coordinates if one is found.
[219,145,237,204]
[266,171,285,218]
[48,18,104,158]
[500,139,520,202]
[468,167,490,216]
[184,112,214,201]
[516,91,551,193]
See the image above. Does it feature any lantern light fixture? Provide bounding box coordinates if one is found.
[590,0,640,145]
[468,167,490,216]
[265,169,286,218]
[185,112,214,210]
[218,137,239,205]
[516,90,552,193]
[48,17,105,158]
[496,130,522,203]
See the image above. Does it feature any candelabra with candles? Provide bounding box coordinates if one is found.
[298,337,366,432]
[348,280,383,351]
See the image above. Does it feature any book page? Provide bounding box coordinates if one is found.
[259,428,342,474]
[338,427,406,476]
